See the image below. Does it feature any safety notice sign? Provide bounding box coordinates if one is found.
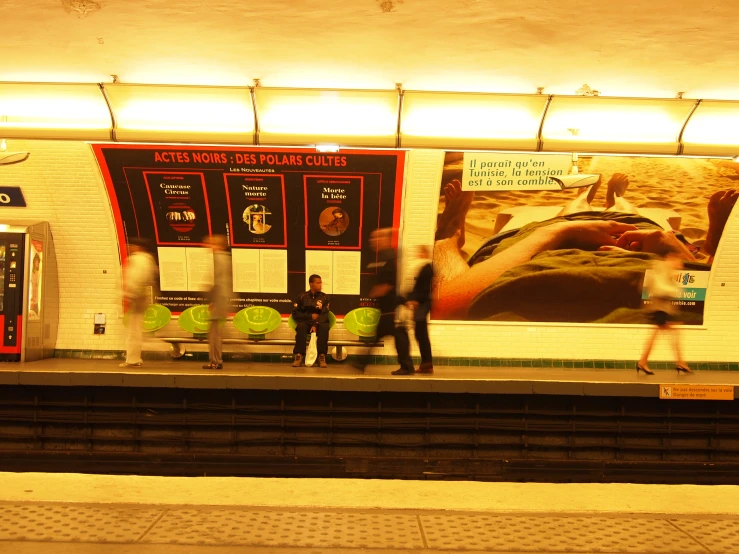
[659,384,734,400]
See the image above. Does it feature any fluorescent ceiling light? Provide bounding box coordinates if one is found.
[541,97,695,154]
[256,88,397,147]
[401,92,547,150]
[105,84,255,142]
[0,83,111,139]
[682,101,739,156]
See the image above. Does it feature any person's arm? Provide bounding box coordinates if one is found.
[370,260,396,298]
[316,296,330,325]
[292,294,310,323]
[434,220,638,319]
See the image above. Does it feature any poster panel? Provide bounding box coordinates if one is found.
[93,145,405,315]
[433,152,737,324]
[28,240,43,320]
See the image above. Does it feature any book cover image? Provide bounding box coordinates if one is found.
[144,172,211,244]
[244,204,272,235]
[319,207,350,236]
[305,176,363,249]
[225,174,287,247]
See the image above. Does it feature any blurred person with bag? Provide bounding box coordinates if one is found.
[353,228,414,376]
[120,237,157,368]
[636,252,692,376]
[203,235,232,370]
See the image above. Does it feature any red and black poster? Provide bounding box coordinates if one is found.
[143,171,212,244]
[225,174,287,248]
[93,145,405,315]
[305,175,363,249]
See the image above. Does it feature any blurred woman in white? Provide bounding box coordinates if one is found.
[636,252,692,376]
[120,237,157,368]
[203,235,232,370]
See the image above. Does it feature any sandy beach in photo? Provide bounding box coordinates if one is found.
[439,155,739,262]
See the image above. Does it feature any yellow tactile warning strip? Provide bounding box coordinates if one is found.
[143,509,423,548]
[1,503,739,552]
[419,514,704,553]
[0,504,164,543]
[668,519,739,553]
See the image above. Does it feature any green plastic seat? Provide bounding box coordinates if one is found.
[287,311,337,331]
[342,307,381,338]
[123,304,172,332]
[233,306,282,336]
[177,305,224,334]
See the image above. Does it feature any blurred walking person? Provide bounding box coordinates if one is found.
[353,228,414,375]
[405,245,434,374]
[636,252,692,375]
[204,235,232,370]
[120,237,157,368]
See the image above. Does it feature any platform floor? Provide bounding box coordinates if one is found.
[1,473,739,553]
[0,358,737,397]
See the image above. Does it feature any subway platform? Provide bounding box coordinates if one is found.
[1,473,739,553]
[0,358,738,397]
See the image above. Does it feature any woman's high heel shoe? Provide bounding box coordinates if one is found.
[636,363,654,375]
[676,365,693,374]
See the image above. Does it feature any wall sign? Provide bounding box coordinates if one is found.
[660,384,734,400]
[92,145,405,315]
[0,187,26,207]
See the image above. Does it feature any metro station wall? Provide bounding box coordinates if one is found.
[0,139,123,350]
[400,150,739,362]
[1,139,737,363]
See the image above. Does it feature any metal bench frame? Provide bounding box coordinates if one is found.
[158,337,384,361]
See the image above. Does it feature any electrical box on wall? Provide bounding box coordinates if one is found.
[94,313,106,334]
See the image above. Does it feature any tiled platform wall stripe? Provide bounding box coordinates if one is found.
[51,350,739,371]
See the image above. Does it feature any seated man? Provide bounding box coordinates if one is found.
[291,274,330,368]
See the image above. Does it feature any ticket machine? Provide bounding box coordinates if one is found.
[0,222,58,361]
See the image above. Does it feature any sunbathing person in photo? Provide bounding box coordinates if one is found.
[432,174,736,324]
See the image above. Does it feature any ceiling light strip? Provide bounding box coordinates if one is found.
[4,81,739,155]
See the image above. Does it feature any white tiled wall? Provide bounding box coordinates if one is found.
[0,141,735,362]
[0,139,122,350]
[401,149,739,362]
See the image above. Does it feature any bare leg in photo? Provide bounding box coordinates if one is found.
[704,189,739,262]
[557,177,602,216]
[432,179,475,293]
[604,173,633,212]
[436,179,475,249]
[558,173,636,217]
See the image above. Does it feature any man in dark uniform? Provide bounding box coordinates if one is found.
[354,228,414,375]
[291,274,331,368]
[406,245,434,374]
